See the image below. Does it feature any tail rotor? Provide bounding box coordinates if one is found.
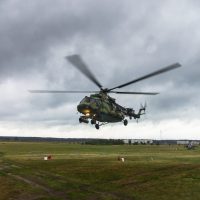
[140,101,147,114]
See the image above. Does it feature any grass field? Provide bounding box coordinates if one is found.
[0,142,200,200]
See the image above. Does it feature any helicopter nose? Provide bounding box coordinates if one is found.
[77,104,92,115]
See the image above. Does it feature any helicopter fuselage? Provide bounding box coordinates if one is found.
[77,94,124,123]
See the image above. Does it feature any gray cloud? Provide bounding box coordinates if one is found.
[0,0,200,135]
[0,0,127,78]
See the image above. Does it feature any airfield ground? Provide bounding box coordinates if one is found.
[0,142,200,200]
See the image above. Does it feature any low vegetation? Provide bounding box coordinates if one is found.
[0,142,200,200]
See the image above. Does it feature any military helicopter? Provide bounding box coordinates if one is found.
[30,55,181,129]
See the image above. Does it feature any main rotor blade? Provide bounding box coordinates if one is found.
[29,90,99,93]
[108,63,181,91]
[109,91,159,95]
[66,54,102,89]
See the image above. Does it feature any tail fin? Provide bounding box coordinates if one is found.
[139,102,147,115]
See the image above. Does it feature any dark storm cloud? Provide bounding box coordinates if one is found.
[0,0,126,78]
[0,0,200,126]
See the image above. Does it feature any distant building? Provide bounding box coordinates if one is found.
[131,139,153,144]
[123,139,129,144]
[177,141,189,145]
[123,139,153,144]
[177,140,200,145]
[191,141,200,145]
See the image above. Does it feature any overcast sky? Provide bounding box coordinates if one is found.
[0,0,200,139]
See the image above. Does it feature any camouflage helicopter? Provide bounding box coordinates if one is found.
[30,55,181,129]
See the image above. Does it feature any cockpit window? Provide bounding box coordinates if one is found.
[90,99,96,103]
[80,96,90,103]
[80,97,101,106]
[90,98,100,106]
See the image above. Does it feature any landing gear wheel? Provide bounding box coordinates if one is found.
[91,119,95,125]
[79,117,89,124]
[95,124,100,130]
[124,119,128,126]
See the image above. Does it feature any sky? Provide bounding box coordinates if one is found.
[0,0,200,139]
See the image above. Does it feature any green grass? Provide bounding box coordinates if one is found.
[0,142,200,200]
